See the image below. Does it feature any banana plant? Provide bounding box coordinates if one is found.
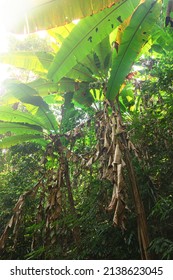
[0,0,162,148]
[0,80,59,148]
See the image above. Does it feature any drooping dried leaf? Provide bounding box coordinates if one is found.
[113,198,126,228]
[86,157,93,167]
[113,141,122,164]
[107,183,117,211]
[0,179,42,250]
[117,164,125,191]
[103,129,110,149]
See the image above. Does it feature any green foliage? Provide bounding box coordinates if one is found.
[149,238,173,260]
[0,143,42,233]
[128,52,173,259]
[149,193,173,259]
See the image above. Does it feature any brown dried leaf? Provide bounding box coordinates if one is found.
[107,184,117,211]
[50,193,56,207]
[103,124,110,149]
[113,142,122,164]
[116,127,125,135]
[104,134,109,149]
[8,216,14,228]
[0,231,8,249]
[116,115,125,135]
[108,155,113,167]
[113,199,126,228]
[81,158,86,165]
[128,140,139,158]
[121,159,126,167]
[13,197,24,212]
[117,164,125,191]
[86,157,93,167]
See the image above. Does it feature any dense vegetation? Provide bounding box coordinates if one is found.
[0,0,173,260]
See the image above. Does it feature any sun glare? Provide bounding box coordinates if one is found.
[0,29,8,53]
[0,1,34,86]
[0,0,32,32]
[0,1,79,87]
[0,30,9,88]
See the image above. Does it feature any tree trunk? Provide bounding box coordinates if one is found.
[123,146,150,259]
[114,96,150,259]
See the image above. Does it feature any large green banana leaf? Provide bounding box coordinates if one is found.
[47,0,140,83]
[0,106,49,130]
[0,134,46,149]
[2,80,58,132]
[0,52,53,77]
[8,0,123,33]
[106,0,161,101]
[0,122,42,135]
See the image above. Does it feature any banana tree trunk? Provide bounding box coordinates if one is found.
[123,146,150,259]
[117,109,150,260]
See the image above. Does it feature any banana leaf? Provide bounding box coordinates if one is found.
[106,0,161,101]
[9,0,123,33]
[0,134,45,149]
[0,106,48,130]
[0,122,42,135]
[0,52,54,77]
[47,0,140,83]
[2,80,59,132]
